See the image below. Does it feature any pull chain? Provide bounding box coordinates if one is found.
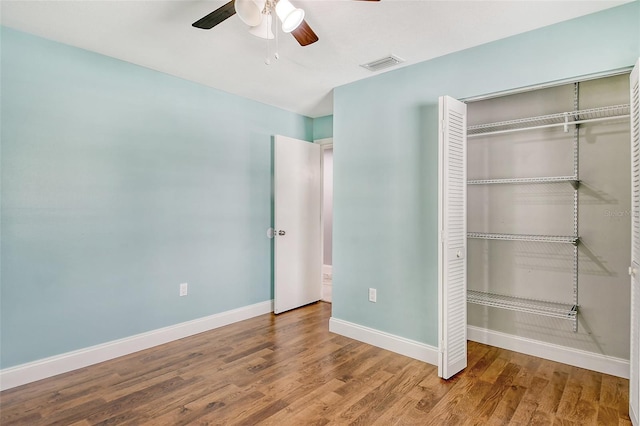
[265,12,271,65]
[274,12,279,60]
[265,45,270,65]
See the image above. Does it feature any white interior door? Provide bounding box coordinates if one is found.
[274,135,322,314]
[438,95,468,380]
[630,58,640,426]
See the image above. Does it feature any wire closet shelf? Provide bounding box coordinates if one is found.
[467,290,578,320]
[467,232,579,244]
[467,176,578,185]
[467,104,630,137]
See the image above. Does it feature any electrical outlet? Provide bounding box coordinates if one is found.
[368,288,377,303]
[179,283,188,297]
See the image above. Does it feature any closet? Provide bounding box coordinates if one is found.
[465,74,631,357]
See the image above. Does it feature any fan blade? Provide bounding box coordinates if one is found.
[291,20,319,46]
[192,1,236,29]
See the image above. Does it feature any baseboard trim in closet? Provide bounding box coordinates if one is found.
[0,300,274,391]
[329,317,439,365]
[467,325,629,379]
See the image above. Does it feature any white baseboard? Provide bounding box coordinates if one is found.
[0,300,274,391]
[467,325,629,379]
[329,317,438,365]
[323,264,332,275]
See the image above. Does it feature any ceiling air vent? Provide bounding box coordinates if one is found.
[360,55,405,72]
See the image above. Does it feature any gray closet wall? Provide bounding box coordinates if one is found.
[467,74,631,359]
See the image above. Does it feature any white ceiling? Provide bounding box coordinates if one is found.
[1,0,631,118]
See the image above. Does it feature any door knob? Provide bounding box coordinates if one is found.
[278,230,286,236]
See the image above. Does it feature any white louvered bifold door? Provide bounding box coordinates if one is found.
[630,58,640,426]
[438,95,468,379]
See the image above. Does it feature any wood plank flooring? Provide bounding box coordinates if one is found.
[0,302,631,425]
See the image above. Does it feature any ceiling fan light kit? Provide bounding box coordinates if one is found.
[235,0,264,26]
[248,13,275,40]
[192,0,379,52]
[235,0,304,38]
[274,0,305,33]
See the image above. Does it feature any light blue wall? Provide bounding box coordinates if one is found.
[332,2,640,346]
[313,115,333,140]
[0,27,313,368]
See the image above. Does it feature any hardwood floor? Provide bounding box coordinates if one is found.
[0,302,631,425]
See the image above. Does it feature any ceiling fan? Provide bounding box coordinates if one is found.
[192,0,379,47]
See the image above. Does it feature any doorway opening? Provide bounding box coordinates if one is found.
[321,143,333,303]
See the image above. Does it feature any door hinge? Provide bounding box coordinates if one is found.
[440,340,445,353]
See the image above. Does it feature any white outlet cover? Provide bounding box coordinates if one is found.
[179,283,188,296]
